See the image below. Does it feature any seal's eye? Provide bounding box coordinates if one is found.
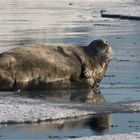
[97,40,108,50]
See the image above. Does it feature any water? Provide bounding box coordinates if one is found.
[101,88,140,103]
[0,113,140,140]
[0,0,140,139]
[0,88,140,139]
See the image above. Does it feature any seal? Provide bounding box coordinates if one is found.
[0,39,111,91]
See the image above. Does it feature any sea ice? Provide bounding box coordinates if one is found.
[0,94,140,124]
[71,132,140,140]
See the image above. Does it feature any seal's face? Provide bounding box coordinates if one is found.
[89,39,112,64]
[87,39,112,87]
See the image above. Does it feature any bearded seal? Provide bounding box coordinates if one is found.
[0,39,111,91]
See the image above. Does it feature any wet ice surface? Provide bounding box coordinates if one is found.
[0,89,140,124]
[0,89,140,140]
[0,0,140,139]
[101,88,140,103]
[0,0,140,51]
[1,114,140,140]
[72,133,140,140]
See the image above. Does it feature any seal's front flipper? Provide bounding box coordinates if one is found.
[81,62,92,79]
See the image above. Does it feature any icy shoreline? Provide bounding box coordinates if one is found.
[71,132,140,140]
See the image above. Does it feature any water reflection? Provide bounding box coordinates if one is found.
[20,114,110,135]
[17,89,105,103]
[14,89,110,134]
[86,114,111,134]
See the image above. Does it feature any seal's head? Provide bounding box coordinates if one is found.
[86,39,112,87]
[88,39,112,65]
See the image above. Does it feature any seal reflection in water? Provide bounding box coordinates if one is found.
[22,114,110,136]
[0,39,111,91]
[18,89,105,103]
[18,90,110,134]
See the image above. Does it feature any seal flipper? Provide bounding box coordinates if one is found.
[80,62,96,88]
[81,62,89,79]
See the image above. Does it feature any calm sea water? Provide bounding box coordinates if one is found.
[0,0,140,139]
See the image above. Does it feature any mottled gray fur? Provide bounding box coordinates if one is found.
[0,39,111,91]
